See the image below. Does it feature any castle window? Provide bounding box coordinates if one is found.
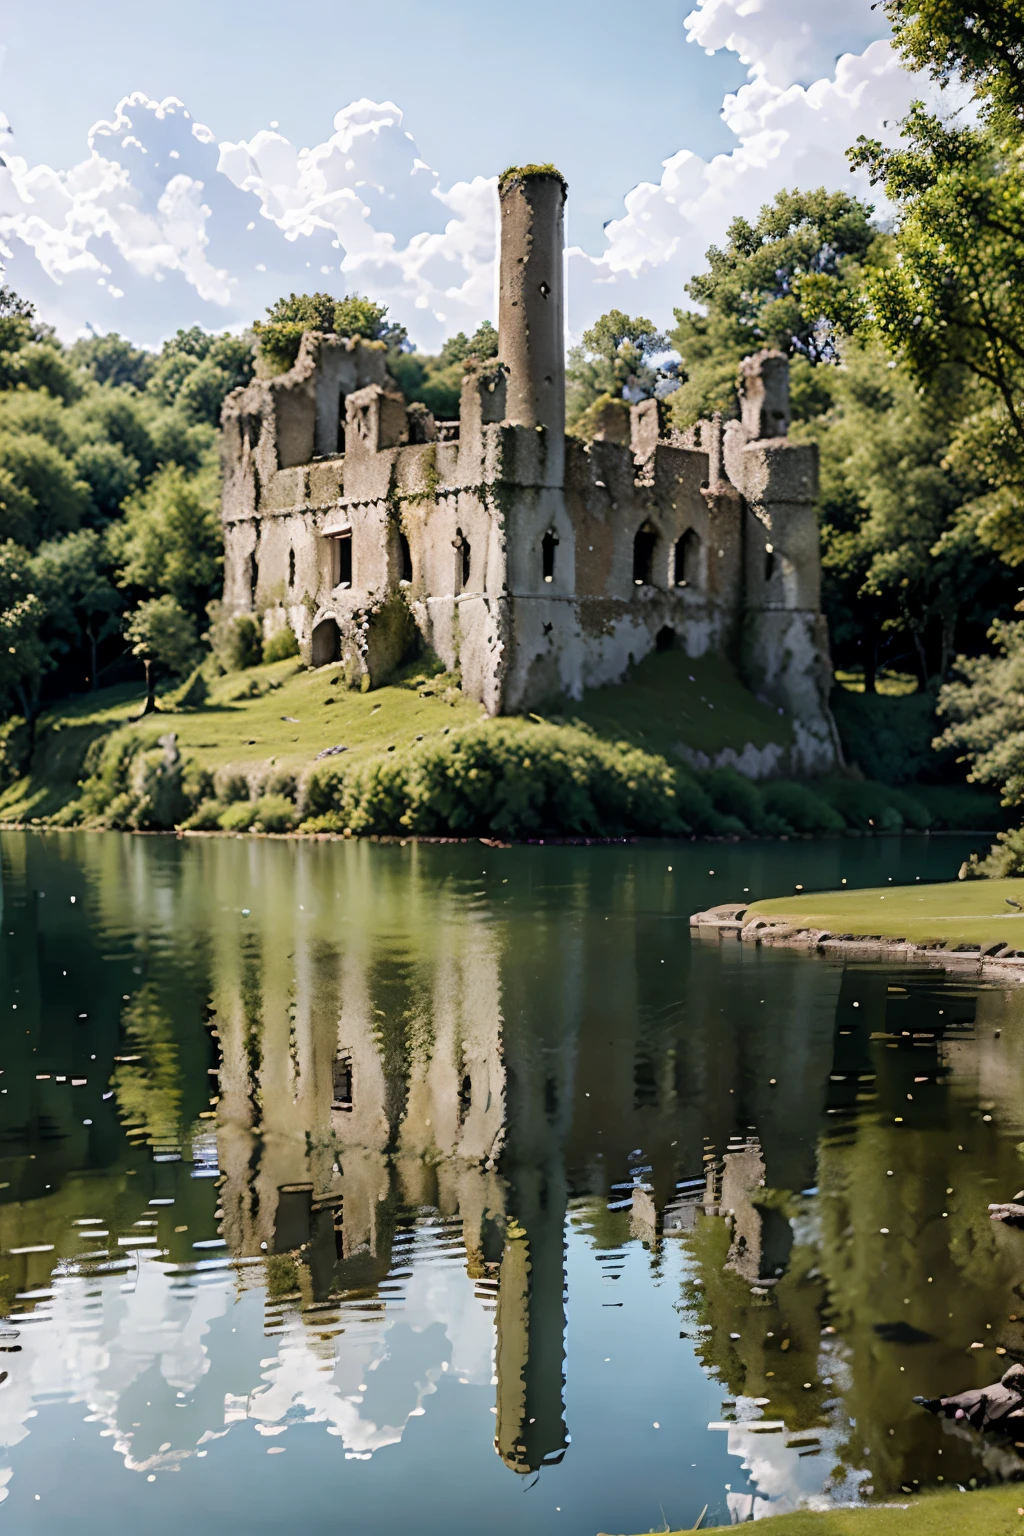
[288,547,296,590]
[399,531,413,585]
[329,530,352,589]
[248,549,259,607]
[633,521,658,586]
[332,1051,353,1112]
[656,625,676,652]
[542,528,558,583]
[764,545,776,583]
[453,529,471,593]
[674,529,701,588]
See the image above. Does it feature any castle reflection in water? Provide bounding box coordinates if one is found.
[4,831,1024,1513]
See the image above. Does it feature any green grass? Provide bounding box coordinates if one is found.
[654,1484,1024,1532]
[562,650,793,758]
[0,649,794,826]
[746,877,1024,949]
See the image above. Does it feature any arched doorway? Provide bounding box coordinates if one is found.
[311,616,341,666]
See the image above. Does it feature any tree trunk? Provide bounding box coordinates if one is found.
[862,617,878,694]
[939,613,957,684]
[88,628,98,691]
[139,658,157,716]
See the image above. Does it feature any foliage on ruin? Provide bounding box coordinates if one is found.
[253,290,406,375]
[497,164,564,195]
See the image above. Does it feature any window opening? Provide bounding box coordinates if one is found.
[288,547,296,590]
[458,1072,472,1125]
[764,547,776,583]
[248,550,259,606]
[674,528,701,587]
[332,1051,353,1112]
[633,521,658,586]
[453,529,471,592]
[542,528,558,583]
[332,531,352,589]
[399,531,413,585]
[655,625,676,653]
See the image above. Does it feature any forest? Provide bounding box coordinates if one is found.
[1,0,1023,864]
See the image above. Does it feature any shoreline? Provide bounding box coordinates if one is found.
[690,900,1024,983]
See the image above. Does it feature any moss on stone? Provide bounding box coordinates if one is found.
[497,163,566,195]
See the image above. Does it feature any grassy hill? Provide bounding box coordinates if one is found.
[0,651,1003,840]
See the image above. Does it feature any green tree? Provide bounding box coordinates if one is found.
[70,332,154,391]
[804,342,1011,688]
[849,111,1024,565]
[147,327,255,425]
[882,0,1024,125]
[71,441,140,524]
[0,540,49,720]
[254,291,404,375]
[566,309,668,429]
[109,462,222,618]
[0,432,90,546]
[390,320,500,420]
[32,530,121,689]
[124,595,200,714]
[669,188,878,427]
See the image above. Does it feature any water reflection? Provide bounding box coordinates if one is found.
[2,830,1022,1532]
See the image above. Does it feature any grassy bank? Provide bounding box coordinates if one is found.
[654,1484,1024,1533]
[0,650,1004,839]
[746,877,1024,949]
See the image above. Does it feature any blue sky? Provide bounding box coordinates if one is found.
[2,0,752,250]
[0,0,906,348]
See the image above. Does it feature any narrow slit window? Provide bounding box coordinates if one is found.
[399,531,413,585]
[332,1051,353,1112]
[248,549,259,606]
[288,547,296,590]
[453,529,471,592]
[633,522,658,586]
[764,547,776,583]
[542,529,558,583]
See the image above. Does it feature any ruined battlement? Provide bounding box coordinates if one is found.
[220,169,841,771]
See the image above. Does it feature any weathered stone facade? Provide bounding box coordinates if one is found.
[221,167,841,772]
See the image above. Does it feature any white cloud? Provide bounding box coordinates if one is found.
[683,0,887,85]
[0,1,927,351]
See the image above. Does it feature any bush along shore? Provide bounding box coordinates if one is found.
[0,712,1003,844]
[0,651,1004,843]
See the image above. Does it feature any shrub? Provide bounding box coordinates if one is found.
[262,767,298,801]
[214,768,250,804]
[816,778,930,833]
[301,722,712,839]
[761,780,845,835]
[914,783,1007,831]
[59,727,208,830]
[263,626,300,663]
[182,798,223,831]
[251,794,297,833]
[218,800,258,832]
[831,687,951,785]
[699,766,792,835]
[223,615,263,671]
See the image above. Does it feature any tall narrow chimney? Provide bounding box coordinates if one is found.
[497,167,566,457]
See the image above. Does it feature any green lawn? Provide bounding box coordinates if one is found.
[563,649,793,758]
[655,1484,1024,1533]
[746,877,1024,950]
[0,648,793,825]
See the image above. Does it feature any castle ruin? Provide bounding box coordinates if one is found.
[221,166,840,773]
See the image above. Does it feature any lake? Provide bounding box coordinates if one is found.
[2,828,1022,1532]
